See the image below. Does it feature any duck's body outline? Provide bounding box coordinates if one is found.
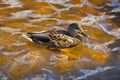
[23,23,88,48]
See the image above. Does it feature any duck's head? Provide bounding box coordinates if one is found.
[68,23,88,41]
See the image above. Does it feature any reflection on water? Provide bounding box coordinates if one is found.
[0,0,120,80]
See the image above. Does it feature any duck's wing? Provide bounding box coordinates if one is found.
[24,31,51,44]
[23,30,69,45]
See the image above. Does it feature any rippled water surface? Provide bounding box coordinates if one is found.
[0,0,120,80]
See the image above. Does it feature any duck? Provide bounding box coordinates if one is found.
[23,23,88,48]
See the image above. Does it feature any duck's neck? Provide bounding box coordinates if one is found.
[68,26,75,37]
[68,26,82,41]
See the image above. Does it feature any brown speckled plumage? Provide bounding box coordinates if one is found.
[49,33,80,48]
[23,23,88,48]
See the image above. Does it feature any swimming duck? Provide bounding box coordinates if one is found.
[23,23,88,48]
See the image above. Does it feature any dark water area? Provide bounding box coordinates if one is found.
[0,0,120,80]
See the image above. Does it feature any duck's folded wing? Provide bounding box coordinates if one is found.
[24,32,50,44]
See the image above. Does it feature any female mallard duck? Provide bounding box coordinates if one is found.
[23,23,88,48]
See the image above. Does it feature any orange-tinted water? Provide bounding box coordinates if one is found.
[0,0,120,80]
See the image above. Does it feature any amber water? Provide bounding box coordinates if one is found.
[0,0,120,80]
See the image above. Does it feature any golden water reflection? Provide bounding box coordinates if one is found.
[0,0,120,80]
